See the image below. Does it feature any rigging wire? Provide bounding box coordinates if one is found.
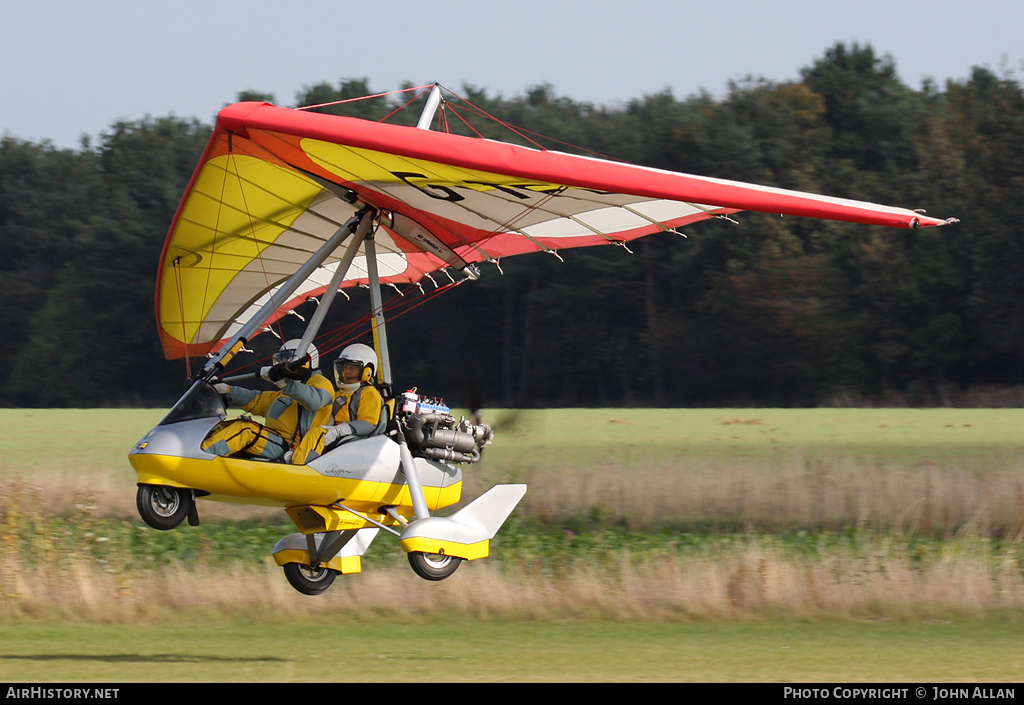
[217,276,464,376]
[441,93,628,162]
[377,86,435,123]
[294,85,433,113]
[307,276,464,360]
[294,81,621,161]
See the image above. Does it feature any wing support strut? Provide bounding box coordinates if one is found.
[294,207,376,361]
[364,231,393,387]
[357,215,433,520]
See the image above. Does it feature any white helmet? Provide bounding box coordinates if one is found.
[335,343,377,386]
[274,338,319,369]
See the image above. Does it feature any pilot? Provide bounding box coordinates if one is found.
[322,343,385,447]
[202,339,334,464]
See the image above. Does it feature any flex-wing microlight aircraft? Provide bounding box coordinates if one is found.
[128,84,957,595]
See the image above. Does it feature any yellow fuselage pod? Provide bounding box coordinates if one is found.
[129,417,462,517]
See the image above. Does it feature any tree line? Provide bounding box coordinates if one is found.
[2,43,1023,408]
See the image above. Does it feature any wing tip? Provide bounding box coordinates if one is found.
[912,215,960,229]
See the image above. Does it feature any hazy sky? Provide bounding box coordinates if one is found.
[3,0,1022,149]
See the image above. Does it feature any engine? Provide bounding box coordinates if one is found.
[398,389,493,464]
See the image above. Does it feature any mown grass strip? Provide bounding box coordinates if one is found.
[1,621,1022,682]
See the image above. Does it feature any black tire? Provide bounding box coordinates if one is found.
[136,485,193,531]
[408,551,462,581]
[283,562,338,595]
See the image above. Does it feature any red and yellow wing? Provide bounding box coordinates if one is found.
[157,101,954,359]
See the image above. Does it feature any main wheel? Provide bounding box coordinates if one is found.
[283,562,338,595]
[408,551,463,581]
[136,485,193,530]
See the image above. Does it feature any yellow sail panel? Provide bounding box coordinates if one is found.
[301,137,561,192]
[158,153,324,352]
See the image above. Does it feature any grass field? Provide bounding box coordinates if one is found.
[6,407,1024,526]
[2,621,1022,683]
[1,407,1023,682]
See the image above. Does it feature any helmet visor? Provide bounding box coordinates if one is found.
[334,358,363,386]
[273,348,297,365]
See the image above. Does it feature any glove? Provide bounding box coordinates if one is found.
[262,357,311,387]
[322,422,354,446]
[283,354,312,381]
[261,364,289,388]
[213,383,230,395]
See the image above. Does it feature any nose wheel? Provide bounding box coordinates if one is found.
[136,484,194,530]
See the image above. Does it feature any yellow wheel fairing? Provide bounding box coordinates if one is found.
[400,536,490,561]
[158,153,324,349]
[128,451,462,515]
[272,548,362,575]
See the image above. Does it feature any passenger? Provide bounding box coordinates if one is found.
[322,343,385,447]
[202,339,334,464]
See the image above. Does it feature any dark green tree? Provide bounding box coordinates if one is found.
[4,117,210,406]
